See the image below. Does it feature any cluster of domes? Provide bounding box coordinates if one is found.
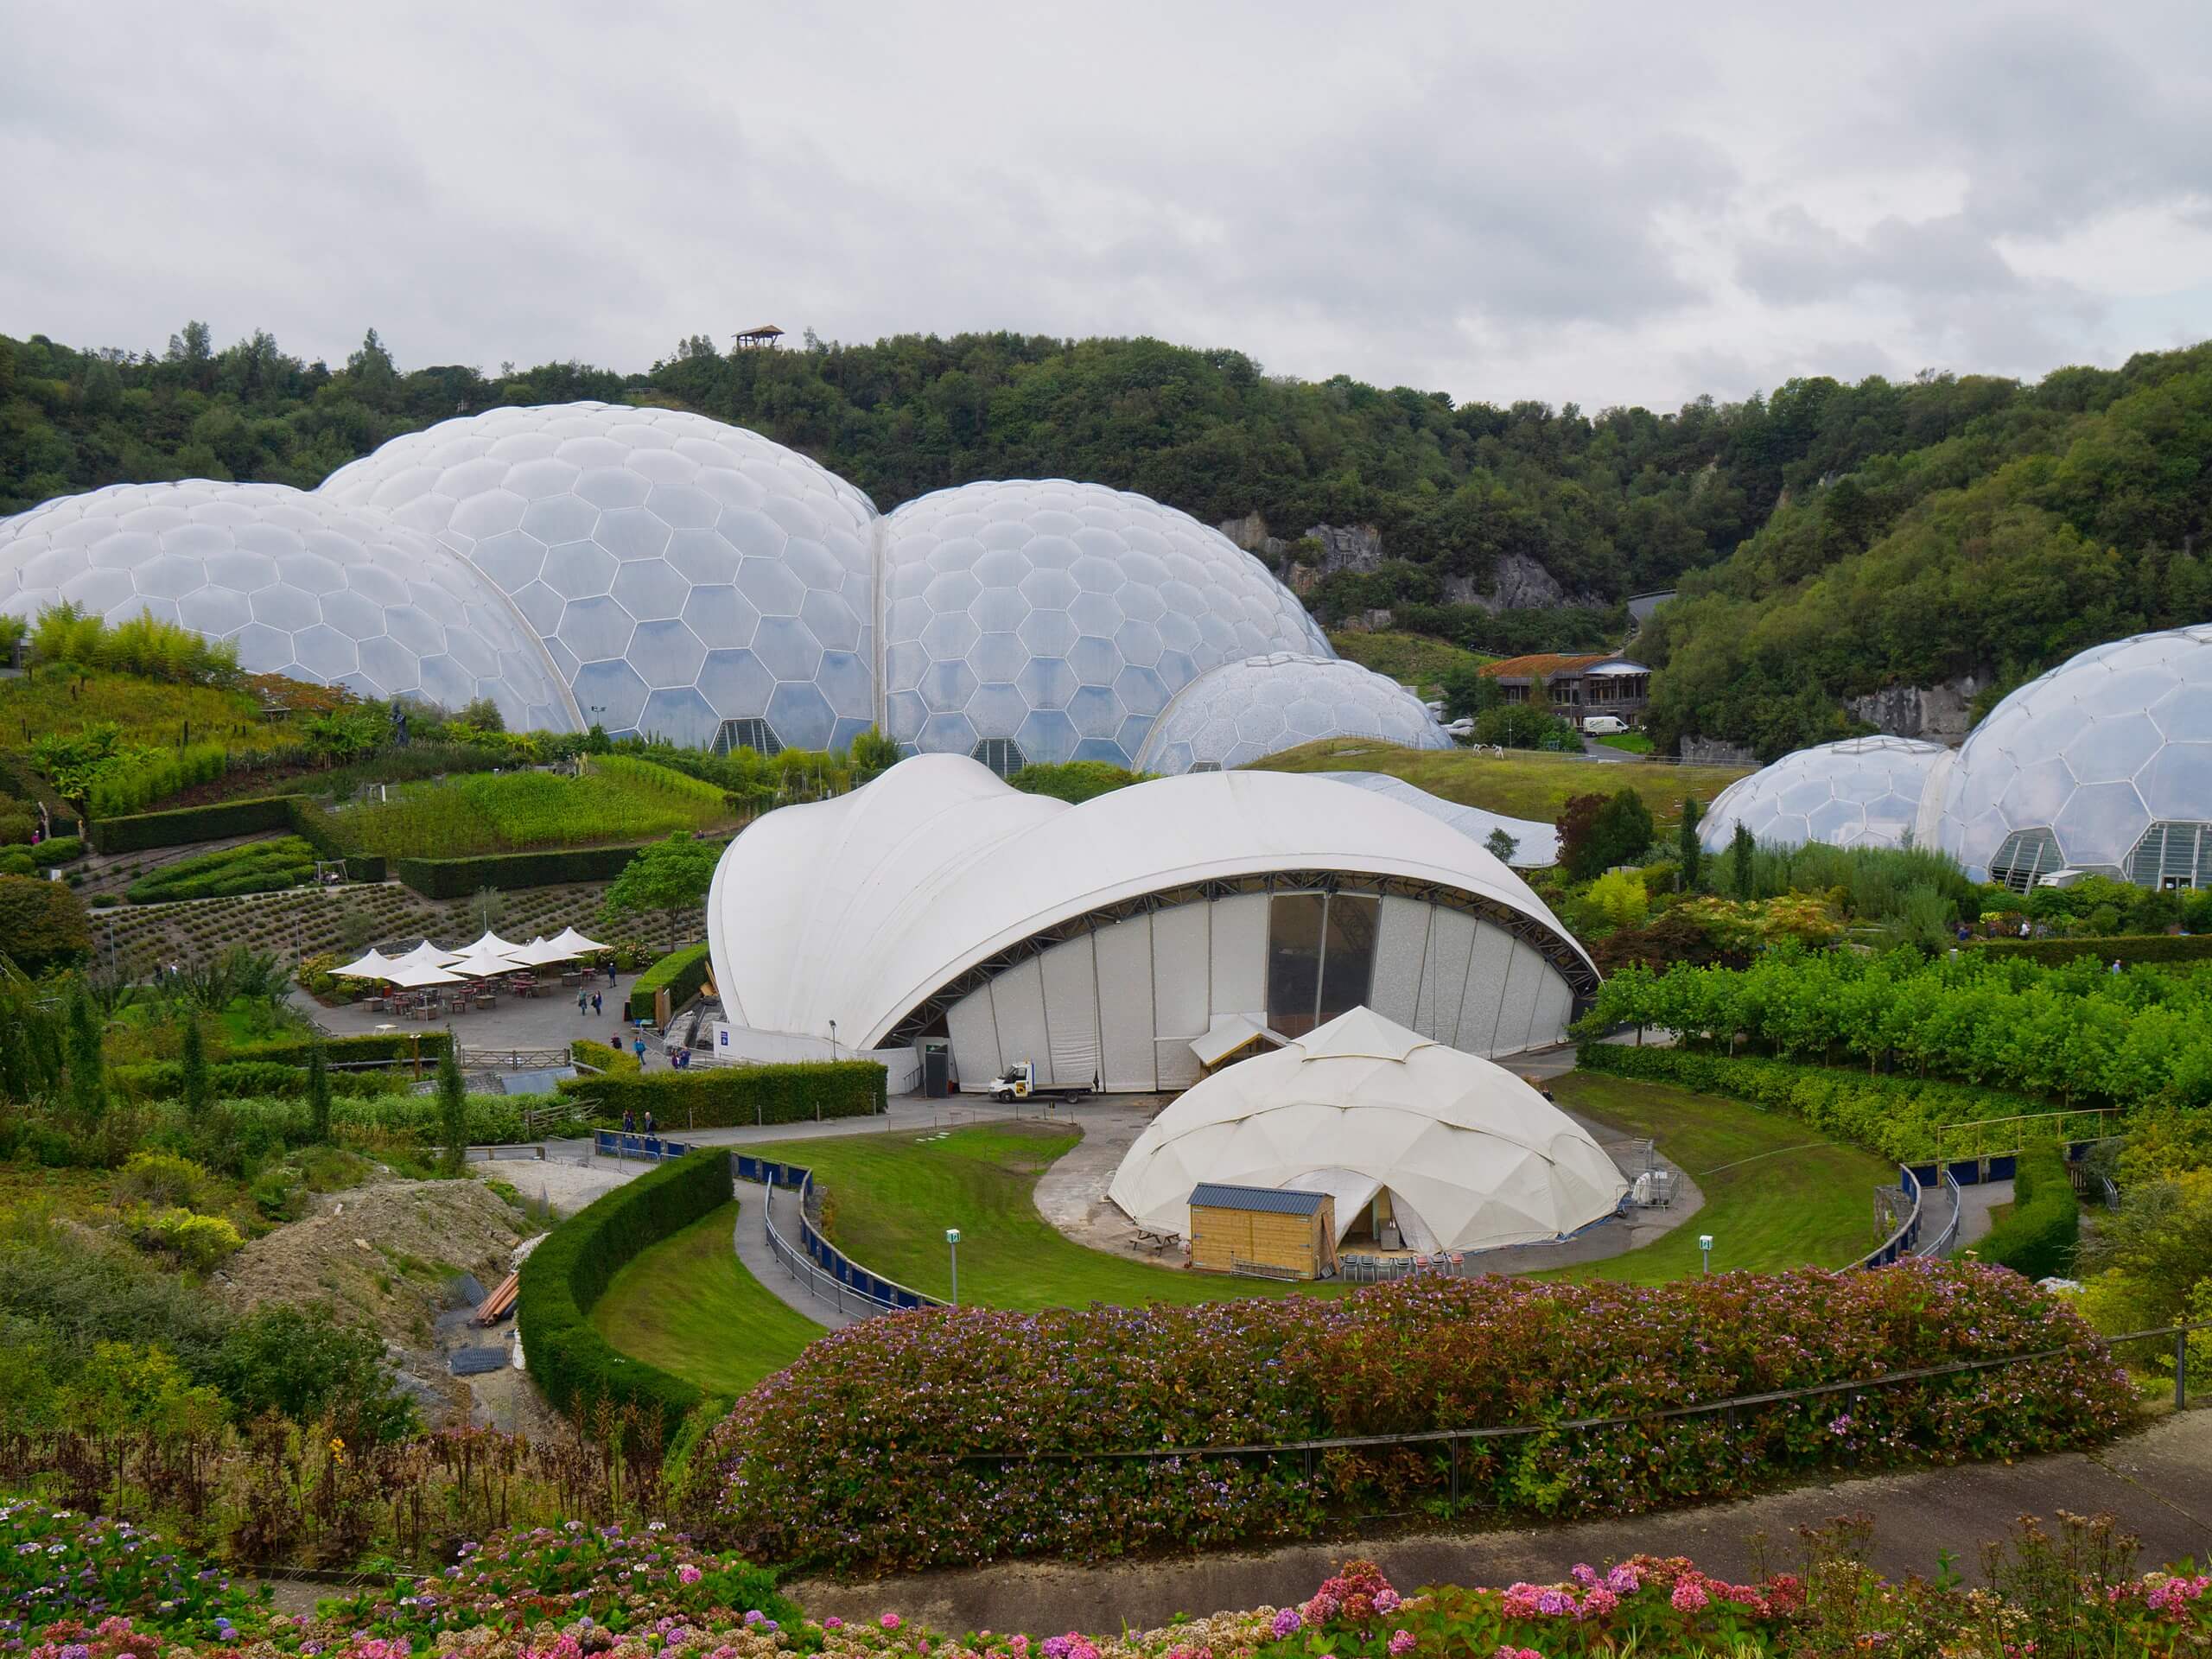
[1704,624,2212,890]
[0,403,1446,772]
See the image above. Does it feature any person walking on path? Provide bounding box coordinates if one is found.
[577,984,588,1014]
[642,1109,658,1138]
[606,961,617,988]
[621,1108,636,1135]
[633,1034,648,1067]
[591,991,602,1017]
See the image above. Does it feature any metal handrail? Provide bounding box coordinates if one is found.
[954,1319,2212,1465]
[752,1162,944,1318]
[1926,1168,1965,1257]
[1852,1163,1924,1269]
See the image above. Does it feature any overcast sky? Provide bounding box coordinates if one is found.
[6,1,2209,411]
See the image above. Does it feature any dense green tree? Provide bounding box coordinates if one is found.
[0,875,90,976]
[847,726,902,782]
[1440,662,1503,721]
[1731,824,1756,899]
[602,831,721,951]
[1677,798,1703,893]
[435,1046,467,1176]
[179,1016,210,1123]
[65,982,104,1127]
[307,1037,332,1145]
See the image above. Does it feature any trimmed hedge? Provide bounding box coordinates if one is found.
[557,1060,886,1128]
[570,1038,639,1076]
[628,944,711,1021]
[232,1029,454,1066]
[516,1147,730,1434]
[1576,1041,2050,1162]
[111,1057,409,1103]
[0,837,82,869]
[397,842,656,899]
[1979,1141,2080,1281]
[1968,933,2212,968]
[92,795,385,881]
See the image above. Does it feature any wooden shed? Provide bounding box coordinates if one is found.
[1188,1182,1337,1280]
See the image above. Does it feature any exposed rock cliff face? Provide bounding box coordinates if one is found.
[1845,675,1988,743]
[1679,735,1759,766]
[1217,517,1599,613]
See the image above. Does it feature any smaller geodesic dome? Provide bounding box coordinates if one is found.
[1933,623,2212,887]
[1133,653,1451,773]
[1699,735,1949,855]
[1107,1006,1627,1253]
[0,480,576,731]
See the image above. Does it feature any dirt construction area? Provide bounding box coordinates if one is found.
[215,1178,552,1430]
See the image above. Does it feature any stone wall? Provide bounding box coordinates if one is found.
[1679,735,1759,766]
[1844,674,1988,744]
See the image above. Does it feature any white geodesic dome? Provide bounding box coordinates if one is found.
[1698,735,1949,855]
[1106,1006,1627,1252]
[878,480,1332,771]
[0,481,575,730]
[1933,623,2212,887]
[1132,653,1450,773]
[318,402,880,750]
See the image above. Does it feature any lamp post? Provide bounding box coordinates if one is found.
[829,1019,838,1061]
[1699,1234,1713,1275]
[945,1227,961,1306]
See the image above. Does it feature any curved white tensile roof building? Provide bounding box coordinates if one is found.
[879,480,1332,772]
[1699,735,1950,855]
[1313,771,1560,867]
[1933,623,2212,888]
[318,402,880,751]
[0,480,576,732]
[1133,652,1451,774]
[1107,1006,1628,1252]
[706,755,1597,1092]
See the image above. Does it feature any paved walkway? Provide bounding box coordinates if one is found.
[788,1409,2212,1631]
[734,1180,860,1330]
[295,972,646,1050]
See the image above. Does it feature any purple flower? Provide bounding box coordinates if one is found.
[1387,1634,1414,1657]
[1269,1608,1301,1638]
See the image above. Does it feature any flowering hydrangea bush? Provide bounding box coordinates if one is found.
[324,1522,792,1640]
[688,1260,2133,1570]
[1,1502,270,1645]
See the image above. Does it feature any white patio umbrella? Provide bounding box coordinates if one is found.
[393,939,461,969]
[385,962,463,988]
[331,948,397,981]
[446,949,526,979]
[510,936,573,966]
[548,925,607,956]
[465,929,526,957]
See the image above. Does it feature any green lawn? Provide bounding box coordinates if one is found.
[1537,1071,1895,1283]
[745,1123,1337,1312]
[1597,732,1656,754]
[586,1201,822,1395]
[1325,630,1491,698]
[1252,738,1750,830]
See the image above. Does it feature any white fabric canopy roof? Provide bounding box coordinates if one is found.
[1108,1007,1628,1254]
[509,936,574,966]
[385,962,462,988]
[707,754,1592,1051]
[393,939,460,969]
[548,925,607,955]
[464,929,525,957]
[1189,1014,1285,1069]
[446,949,524,979]
[331,948,397,981]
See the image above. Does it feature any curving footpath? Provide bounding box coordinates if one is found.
[733,1178,859,1331]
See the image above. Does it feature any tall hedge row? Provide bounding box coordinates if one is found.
[91,794,385,881]
[515,1147,731,1434]
[627,944,711,1021]
[396,842,666,899]
[1968,934,2212,967]
[1979,1141,2081,1281]
[557,1061,886,1128]
[236,1030,454,1065]
[1576,1041,2049,1161]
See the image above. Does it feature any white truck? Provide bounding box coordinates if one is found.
[984,1058,1094,1104]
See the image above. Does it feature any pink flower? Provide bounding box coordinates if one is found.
[1373,1588,1401,1614]
[1671,1579,1710,1613]
[1008,1639,1027,1655]
[1386,1634,1414,1656]
[1577,1586,1618,1619]
[823,1619,843,1631]
[676,1565,702,1586]
[1604,1564,1641,1596]
[881,1614,902,1631]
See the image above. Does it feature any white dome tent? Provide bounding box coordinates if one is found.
[1107,1006,1628,1253]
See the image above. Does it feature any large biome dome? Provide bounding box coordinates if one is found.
[879,480,1331,772]
[318,402,880,751]
[1133,653,1449,774]
[0,481,575,730]
[1699,735,1949,855]
[1934,623,2212,888]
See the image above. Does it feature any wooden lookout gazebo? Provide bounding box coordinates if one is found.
[733,325,785,349]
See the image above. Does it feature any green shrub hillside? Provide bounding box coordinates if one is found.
[340,757,731,861]
[558,1061,886,1129]
[1980,1141,2081,1281]
[689,1260,2132,1572]
[627,944,711,1022]
[516,1147,731,1434]
[126,836,319,903]
[0,874,90,975]
[1970,934,2212,968]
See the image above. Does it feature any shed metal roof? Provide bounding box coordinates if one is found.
[1188,1182,1328,1216]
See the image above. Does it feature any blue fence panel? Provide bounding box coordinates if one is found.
[1906,1162,1941,1190]
[1986,1153,2018,1183]
[594,1130,694,1160]
[1945,1158,1982,1186]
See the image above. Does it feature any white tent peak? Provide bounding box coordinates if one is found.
[1294,1006,1434,1064]
[331,948,396,981]
[466,929,524,957]
[1109,1004,1627,1255]
[394,939,460,968]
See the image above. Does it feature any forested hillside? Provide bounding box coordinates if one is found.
[3,322,2205,741]
[1641,344,2212,759]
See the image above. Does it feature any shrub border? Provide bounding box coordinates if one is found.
[556,1060,886,1129]
[1967,933,2212,967]
[627,944,711,1021]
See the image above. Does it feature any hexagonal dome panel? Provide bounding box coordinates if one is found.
[319,402,878,747]
[880,480,1330,767]
[1699,735,1949,855]
[1132,652,1450,773]
[0,480,575,730]
[1934,623,2212,884]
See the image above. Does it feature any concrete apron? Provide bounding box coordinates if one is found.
[785,1410,2212,1633]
